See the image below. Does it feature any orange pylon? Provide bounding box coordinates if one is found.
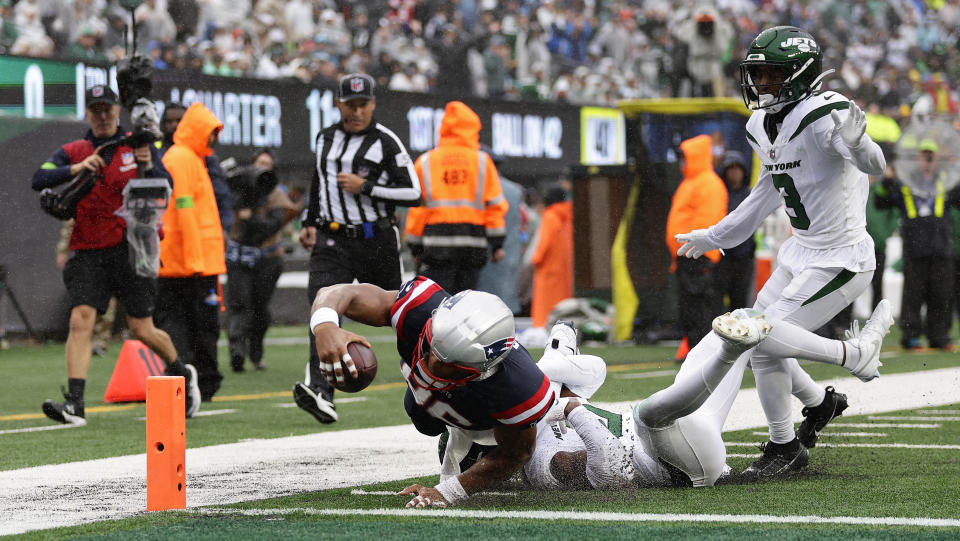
[146,376,186,511]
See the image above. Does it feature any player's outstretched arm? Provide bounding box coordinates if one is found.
[311,283,397,327]
[400,422,537,508]
[830,100,885,176]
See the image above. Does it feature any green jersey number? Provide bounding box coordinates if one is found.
[771,173,811,230]
[582,404,623,437]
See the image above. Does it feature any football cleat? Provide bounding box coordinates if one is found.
[741,439,809,480]
[42,389,86,426]
[184,364,201,418]
[845,299,893,382]
[712,308,772,351]
[293,382,338,424]
[547,320,579,356]
[796,386,848,448]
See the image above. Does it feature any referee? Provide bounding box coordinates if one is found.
[294,73,421,424]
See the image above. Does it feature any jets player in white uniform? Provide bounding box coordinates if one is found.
[675,26,888,479]
[521,302,891,489]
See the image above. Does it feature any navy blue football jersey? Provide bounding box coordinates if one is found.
[390,276,554,433]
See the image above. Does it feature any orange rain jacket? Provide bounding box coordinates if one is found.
[159,103,226,277]
[665,134,728,265]
[530,199,574,328]
[405,101,508,266]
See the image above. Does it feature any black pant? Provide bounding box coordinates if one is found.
[155,275,222,400]
[306,226,402,395]
[872,251,885,308]
[226,255,283,366]
[901,255,953,348]
[419,261,481,294]
[676,258,720,348]
[714,256,755,312]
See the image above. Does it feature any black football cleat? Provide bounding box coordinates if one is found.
[293,382,338,424]
[741,439,809,480]
[796,386,848,448]
[42,389,86,426]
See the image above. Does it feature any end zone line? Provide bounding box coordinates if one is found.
[192,507,960,528]
[726,442,960,450]
[750,431,887,438]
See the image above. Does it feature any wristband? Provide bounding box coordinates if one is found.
[309,307,340,334]
[435,476,469,505]
[361,181,374,196]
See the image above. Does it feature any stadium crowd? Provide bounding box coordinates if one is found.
[1,0,958,112]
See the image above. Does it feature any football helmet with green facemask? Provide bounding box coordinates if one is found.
[739,26,832,113]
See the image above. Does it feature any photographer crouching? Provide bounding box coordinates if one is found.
[31,85,200,425]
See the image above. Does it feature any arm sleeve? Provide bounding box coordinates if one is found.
[32,147,75,191]
[707,169,783,249]
[370,127,422,205]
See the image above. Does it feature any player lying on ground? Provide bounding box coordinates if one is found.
[309,276,554,509]
[452,303,893,490]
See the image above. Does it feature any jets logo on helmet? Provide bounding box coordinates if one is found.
[739,26,832,113]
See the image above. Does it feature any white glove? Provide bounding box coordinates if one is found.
[675,229,720,259]
[831,100,866,148]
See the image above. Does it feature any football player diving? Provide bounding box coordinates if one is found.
[674,26,889,479]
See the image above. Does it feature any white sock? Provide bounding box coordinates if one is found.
[752,355,797,444]
[757,320,844,366]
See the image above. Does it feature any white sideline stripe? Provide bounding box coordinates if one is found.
[919,410,960,415]
[274,397,368,408]
[830,423,940,429]
[350,489,517,497]
[726,453,760,458]
[869,416,960,422]
[135,409,237,421]
[618,370,678,379]
[727,442,960,450]
[0,423,83,435]
[3,367,960,536]
[192,507,960,528]
[750,431,887,438]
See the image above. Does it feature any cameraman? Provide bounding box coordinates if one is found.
[31,85,199,425]
[225,149,300,372]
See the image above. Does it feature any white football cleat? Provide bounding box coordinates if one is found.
[546,321,579,356]
[846,299,893,382]
[712,308,772,350]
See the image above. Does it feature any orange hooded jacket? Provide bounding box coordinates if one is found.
[405,101,508,265]
[530,199,573,328]
[159,103,226,277]
[665,134,727,264]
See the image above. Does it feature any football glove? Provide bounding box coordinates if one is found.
[675,229,720,259]
[831,100,866,148]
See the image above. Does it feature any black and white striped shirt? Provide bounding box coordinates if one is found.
[304,120,421,227]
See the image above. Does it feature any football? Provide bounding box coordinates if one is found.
[334,342,378,393]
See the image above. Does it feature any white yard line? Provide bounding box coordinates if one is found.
[919,409,960,414]
[726,442,960,450]
[274,397,368,408]
[2,367,959,536]
[829,423,940,429]
[0,423,84,435]
[750,431,887,438]
[193,507,960,528]
[869,416,960,422]
[617,370,679,379]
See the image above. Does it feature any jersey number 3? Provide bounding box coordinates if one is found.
[772,173,811,230]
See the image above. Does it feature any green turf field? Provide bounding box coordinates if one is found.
[2,323,959,540]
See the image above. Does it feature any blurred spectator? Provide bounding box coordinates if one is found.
[134,0,176,48]
[670,5,733,97]
[874,141,960,350]
[665,135,727,358]
[476,149,527,315]
[714,151,755,312]
[0,0,17,54]
[529,183,574,332]
[65,26,107,63]
[11,0,54,57]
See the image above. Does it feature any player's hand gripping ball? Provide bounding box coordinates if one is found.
[335,342,378,392]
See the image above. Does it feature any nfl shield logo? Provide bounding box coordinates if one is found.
[121,151,134,165]
[92,86,103,97]
[769,148,776,160]
[351,78,364,92]
[357,166,369,177]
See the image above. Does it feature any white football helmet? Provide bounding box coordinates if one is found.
[428,290,516,376]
